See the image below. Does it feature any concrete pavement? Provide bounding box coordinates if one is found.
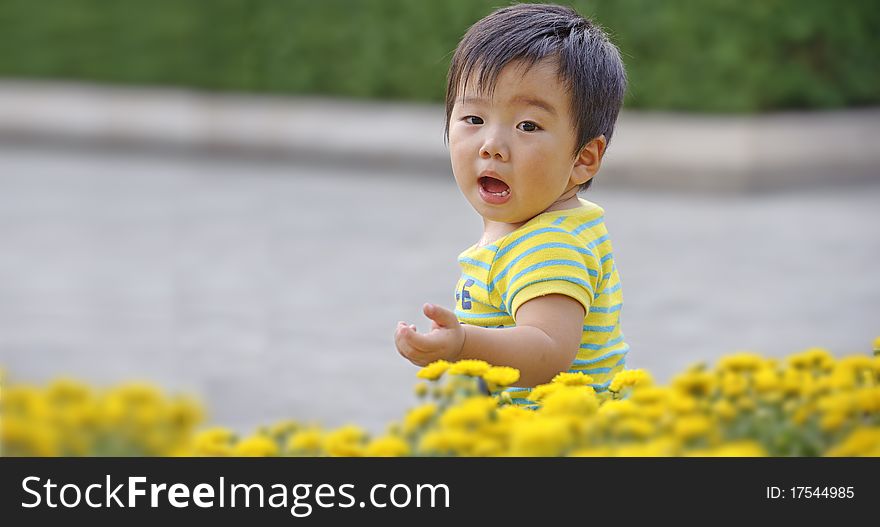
[1,80,879,192]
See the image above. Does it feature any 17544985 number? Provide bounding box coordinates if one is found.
[791,486,854,499]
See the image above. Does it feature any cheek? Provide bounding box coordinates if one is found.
[449,142,471,185]
[449,138,473,169]
[518,150,552,178]
[449,145,464,169]
[449,130,471,154]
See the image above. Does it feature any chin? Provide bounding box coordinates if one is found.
[465,189,530,224]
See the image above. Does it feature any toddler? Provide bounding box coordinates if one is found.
[395,3,628,407]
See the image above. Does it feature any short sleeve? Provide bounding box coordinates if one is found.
[492,227,598,320]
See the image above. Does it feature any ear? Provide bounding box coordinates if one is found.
[570,135,607,186]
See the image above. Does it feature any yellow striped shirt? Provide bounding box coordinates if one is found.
[454,198,627,408]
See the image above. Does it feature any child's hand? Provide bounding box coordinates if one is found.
[395,303,465,367]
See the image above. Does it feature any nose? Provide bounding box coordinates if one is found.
[479,131,509,161]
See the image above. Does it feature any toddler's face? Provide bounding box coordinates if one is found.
[449,59,581,224]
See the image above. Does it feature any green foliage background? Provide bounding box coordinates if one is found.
[1,0,877,112]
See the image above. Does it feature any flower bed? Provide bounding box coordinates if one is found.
[3,340,879,457]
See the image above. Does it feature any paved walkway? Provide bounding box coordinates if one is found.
[2,80,879,192]
[2,142,878,434]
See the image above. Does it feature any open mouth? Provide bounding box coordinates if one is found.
[479,176,510,197]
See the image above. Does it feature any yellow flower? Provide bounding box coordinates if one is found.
[718,352,765,373]
[509,418,574,456]
[735,397,756,413]
[570,446,614,457]
[448,360,491,377]
[417,360,452,381]
[672,415,713,442]
[232,435,279,457]
[402,403,438,435]
[100,383,166,430]
[195,427,236,443]
[323,425,368,457]
[825,427,880,456]
[287,428,323,454]
[667,392,699,414]
[854,387,880,413]
[46,378,94,405]
[753,368,781,394]
[55,403,99,433]
[439,397,496,429]
[1,417,59,456]
[720,372,749,398]
[528,383,561,402]
[609,369,653,393]
[364,436,410,457]
[15,340,878,458]
[686,441,767,457]
[613,438,678,457]
[550,371,594,387]
[791,404,814,426]
[192,427,236,456]
[672,371,715,398]
[439,383,456,399]
[539,387,598,417]
[638,403,667,421]
[482,366,520,388]
[614,417,655,439]
[597,399,639,419]
[4,386,51,420]
[824,368,857,391]
[788,347,835,371]
[782,369,820,398]
[418,429,475,455]
[838,355,873,372]
[496,405,537,424]
[873,336,880,355]
[819,412,847,432]
[817,393,855,416]
[860,369,875,388]
[712,399,736,421]
[472,438,504,456]
[629,386,670,405]
[808,347,836,370]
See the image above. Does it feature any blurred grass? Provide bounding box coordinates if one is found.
[0,0,877,112]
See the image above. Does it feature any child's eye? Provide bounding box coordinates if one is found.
[463,115,484,125]
[517,121,540,132]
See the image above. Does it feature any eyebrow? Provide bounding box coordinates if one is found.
[458,95,558,117]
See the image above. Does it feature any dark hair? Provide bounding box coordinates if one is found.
[445,3,627,190]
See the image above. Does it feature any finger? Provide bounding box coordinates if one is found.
[395,327,418,359]
[399,340,431,367]
[396,340,415,361]
[422,303,459,329]
[396,321,420,337]
[396,324,430,359]
[406,328,450,353]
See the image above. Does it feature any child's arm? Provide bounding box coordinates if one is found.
[395,294,584,387]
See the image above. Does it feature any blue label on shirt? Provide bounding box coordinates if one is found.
[460,279,475,310]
